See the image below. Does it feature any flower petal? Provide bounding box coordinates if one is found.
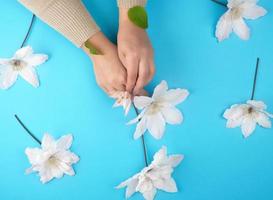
[142,187,156,200]
[134,117,147,139]
[161,106,183,124]
[154,178,178,193]
[14,46,33,59]
[256,112,271,128]
[241,3,267,19]
[160,89,189,106]
[168,155,184,168]
[24,54,48,67]
[41,133,56,150]
[0,66,18,89]
[147,113,166,139]
[125,178,139,198]
[25,147,43,165]
[241,117,256,138]
[19,66,39,87]
[134,96,153,109]
[57,134,73,150]
[232,18,250,40]
[223,104,245,120]
[152,80,168,99]
[216,11,233,42]
[226,119,243,128]
[247,100,267,110]
[0,58,9,65]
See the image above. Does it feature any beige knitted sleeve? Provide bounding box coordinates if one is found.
[117,0,147,8]
[18,0,100,47]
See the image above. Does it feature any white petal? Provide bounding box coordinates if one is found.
[153,146,167,164]
[161,106,183,124]
[256,112,271,128]
[216,11,233,42]
[226,119,243,128]
[14,46,33,59]
[57,134,73,150]
[0,58,9,65]
[25,147,43,165]
[168,155,184,167]
[247,100,267,110]
[134,96,153,109]
[152,80,168,99]
[142,187,157,200]
[232,18,250,40]
[147,113,166,140]
[64,167,75,176]
[154,178,178,193]
[160,89,189,106]
[241,117,256,138]
[55,151,80,164]
[125,178,139,198]
[127,109,146,125]
[19,67,39,87]
[134,117,147,139]
[0,66,18,89]
[223,104,245,120]
[241,3,267,19]
[41,133,56,150]
[24,54,48,67]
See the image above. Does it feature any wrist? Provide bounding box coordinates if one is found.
[82,32,114,56]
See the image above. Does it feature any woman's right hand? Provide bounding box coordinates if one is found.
[82,32,127,95]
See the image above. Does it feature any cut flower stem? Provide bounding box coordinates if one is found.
[14,114,41,145]
[20,14,36,48]
[133,104,149,167]
[250,58,260,100]
[211,0,227,7]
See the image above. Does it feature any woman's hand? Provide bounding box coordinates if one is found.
[83,32,127,95]
[117,8,155,95]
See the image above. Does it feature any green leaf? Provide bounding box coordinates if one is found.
[84,41,102,55]
[128,6,148,29]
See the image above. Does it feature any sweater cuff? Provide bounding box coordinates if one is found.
[18,0,100,47]
[117,0,147,8]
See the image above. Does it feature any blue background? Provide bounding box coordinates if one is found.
[0,0,273,199]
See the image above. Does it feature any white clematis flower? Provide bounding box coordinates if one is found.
[0,46,48,89]
[116,146,183,200]
[216,0,267,41]
[111,91,132,116]
[128,80,189,140]
[25,133,79,184]
[223,100,273,138]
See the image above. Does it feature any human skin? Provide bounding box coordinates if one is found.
[118,7,155,95]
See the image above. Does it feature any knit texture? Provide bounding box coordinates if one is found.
[18,0,100,47]
[117,0,147,8]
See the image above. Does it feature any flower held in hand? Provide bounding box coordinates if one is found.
[116,146,183,200]
[216,0,267,41]
[128,80,189,140]
[0,46,48,89]
[111,91,132,116]
[25,133,79,183]
[224,100,273,138]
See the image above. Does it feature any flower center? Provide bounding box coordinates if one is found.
[231,7,242,19]
[248,107,254,114]
[48,156,59,166]
[146,102,162,115]
[10,59,26,71]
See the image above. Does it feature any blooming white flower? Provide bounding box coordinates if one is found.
[216,0,267,41]
[128,80,189,140]
[223,100,273,138]
[111,91,132,116]
[25,133,79,184]
[0,46,48,89]
[116,146,183,200]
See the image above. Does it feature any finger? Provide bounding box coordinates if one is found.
[125,56,139,93]
[133,59,150,95]
[148,59,156,82]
